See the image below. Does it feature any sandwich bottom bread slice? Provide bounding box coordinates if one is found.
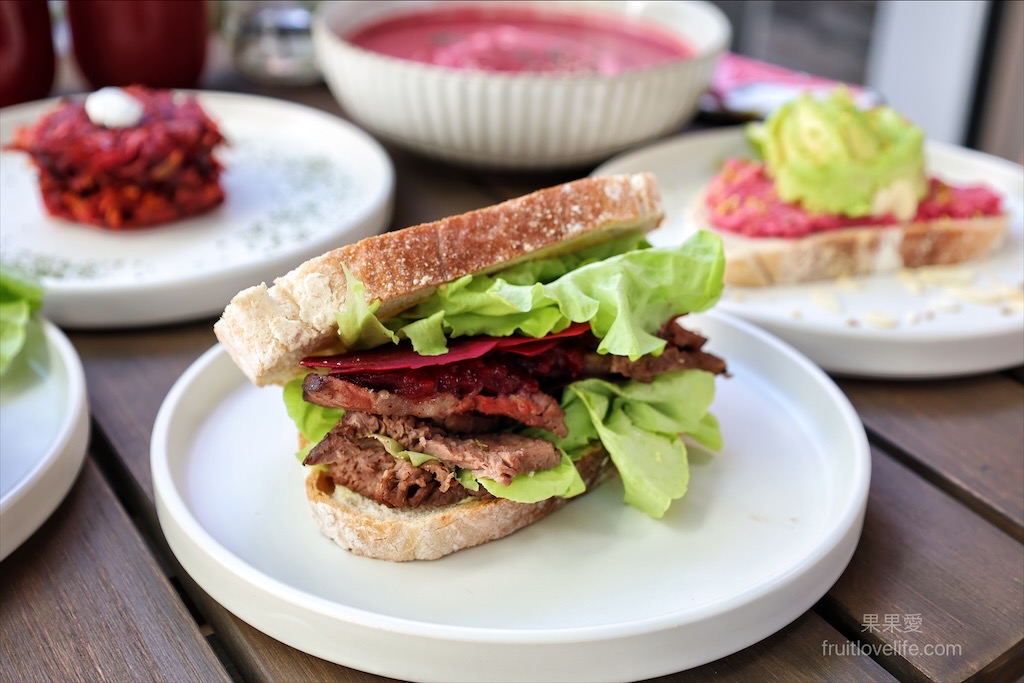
[215,173,729,561]
[692,161,1009,287]
[304,443,616,562]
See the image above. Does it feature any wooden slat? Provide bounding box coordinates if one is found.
[1004,365,1024,383]
[179,557,894,683]
[177,571,400,683]
[838,375,1024,539]
[470,121,726,206]
[474,168,590,204]
[820,446,1024,682]
[0,459,231,683]
[662,611,896,682]
[70,323,216,500]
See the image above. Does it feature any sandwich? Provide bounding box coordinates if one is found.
[214,174,727,561]
[692,89,1008,286]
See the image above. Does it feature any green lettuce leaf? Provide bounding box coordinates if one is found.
[687,412,723,451]
[330,233,648,355]
[478,452,585,503]
[367,433,438,467]
[0,269,44,376]
[495,232,653,285]
[545,234,724,360]
[394,311,448,355]
[335,263,398,351]
[456,468,480,492]
[557,370,720,518]
[387,231,724,358]
[283,378,344,461]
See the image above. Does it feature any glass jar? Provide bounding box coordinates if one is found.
[222,0,321,86]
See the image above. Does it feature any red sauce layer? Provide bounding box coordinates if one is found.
[704,159,1004,238]
[303,322,591,373]
[302,324,594,400]
[345,5,693,75]
[341,346,588,401]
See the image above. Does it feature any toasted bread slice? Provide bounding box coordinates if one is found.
[305,445,615,561]
[690,192,1009,287]
[215,174,663,386]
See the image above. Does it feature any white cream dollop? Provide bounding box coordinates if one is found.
[85,87,144,129]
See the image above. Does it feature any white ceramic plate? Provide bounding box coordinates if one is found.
[0,317,89,561]
[0,92,394,328]
[151,311,869,682]
[593,128,1024,378]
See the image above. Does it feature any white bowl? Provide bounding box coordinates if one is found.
[313,1,731,169]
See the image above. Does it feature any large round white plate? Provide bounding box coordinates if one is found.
[0,317,89,561]
[593,128,1024,378]
[0,92,394,328]
[151,311,869,682]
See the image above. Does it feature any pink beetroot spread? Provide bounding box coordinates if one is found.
[705,158,1004,238]
[6,86,225,230]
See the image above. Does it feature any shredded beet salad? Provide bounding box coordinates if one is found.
[5,86,226,229]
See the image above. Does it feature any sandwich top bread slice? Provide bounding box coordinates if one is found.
[217,173,665,387]
[691,89,1009,287]
[214,173,729,561]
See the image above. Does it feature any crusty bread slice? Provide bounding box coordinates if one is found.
[690,193,1009,287]
[304,445,615,561]
[215,174,663,386]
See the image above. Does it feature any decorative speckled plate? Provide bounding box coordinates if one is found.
[594,128,1024,378]
[0,92,394,328]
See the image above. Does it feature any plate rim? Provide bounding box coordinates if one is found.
[150,310,870,648]
[0,317,90,560]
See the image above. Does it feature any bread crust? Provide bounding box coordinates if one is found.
[304,446,615,561]
[690,192,1009,287]
[215,174,664,386]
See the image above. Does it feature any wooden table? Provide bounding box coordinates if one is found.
[1,72,1022,683]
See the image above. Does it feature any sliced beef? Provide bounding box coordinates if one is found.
[581,320,727,381]
[303,373,568,437]
[307,412,561,485]
[582,344,727,381]
[660,319,712,350]
[307,424,482,508]
[433,413,505,434]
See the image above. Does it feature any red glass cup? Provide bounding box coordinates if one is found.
[0,0,56,107]
[67,0,208,89]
